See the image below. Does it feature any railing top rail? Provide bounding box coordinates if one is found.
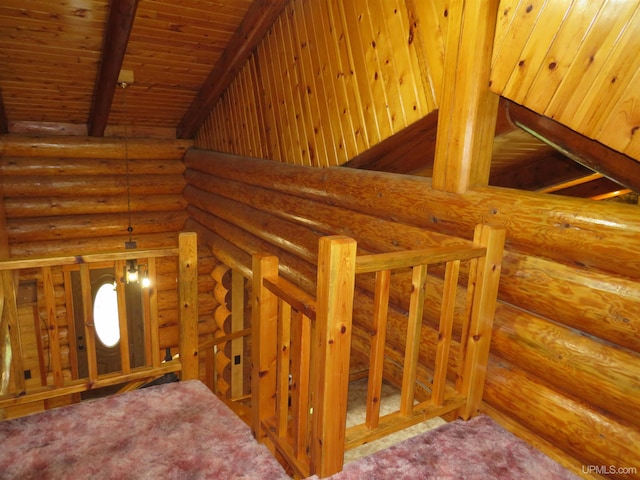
[0,247,179,271]
[355,245,486,274]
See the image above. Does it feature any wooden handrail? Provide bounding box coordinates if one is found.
[355,244,485,273]
[0,247,179,271]
[0,233,198,416]
[252,225,505,478]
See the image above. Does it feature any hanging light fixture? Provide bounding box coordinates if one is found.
[120,78,137,251]
[125,259,139,284]
[120,73,140,284]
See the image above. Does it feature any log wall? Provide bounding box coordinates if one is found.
[184,149,640,479]
[0,136,219,393]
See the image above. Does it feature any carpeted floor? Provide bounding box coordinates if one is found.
[344,378,445,463]
[317,414,581,480]
[336,379,580,479]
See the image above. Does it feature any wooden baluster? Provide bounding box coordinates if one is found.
[79,263,98,383]
[231,268,244,399]
[276,299,291,437]
[399,264,428,416]
[114,260,131,375]
[366,269,391,429]
[143,257,156,367]
[292,310,311,459]
[431,259,461,406]
[1,270,25,394]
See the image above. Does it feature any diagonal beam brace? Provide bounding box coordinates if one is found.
[88,0,139,137]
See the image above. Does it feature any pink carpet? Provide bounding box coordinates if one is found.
[313,415,580,480]
[0,380,289,480]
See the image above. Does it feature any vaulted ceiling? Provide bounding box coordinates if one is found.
[0,0,637,203]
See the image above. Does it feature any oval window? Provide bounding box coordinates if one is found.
[93,282,120,347]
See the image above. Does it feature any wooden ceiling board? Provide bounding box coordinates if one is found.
[116,0,253,130]
[0,1,107,125]
[0,0,255,132]
[491,0,640,162]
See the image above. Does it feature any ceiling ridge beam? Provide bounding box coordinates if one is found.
[88,0,140,137]
[176,0,288,139]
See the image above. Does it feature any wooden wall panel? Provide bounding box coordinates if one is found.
[194,0,445,166]
[490,0,640,162]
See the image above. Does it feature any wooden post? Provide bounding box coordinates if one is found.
[458,224,505,419]
[251,253,279,441]
[178,232,199,381]
[310,236,357,477]
[432,0,500,192]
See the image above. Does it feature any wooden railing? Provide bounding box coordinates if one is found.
[0,232,199,414]
[252,224,505,478]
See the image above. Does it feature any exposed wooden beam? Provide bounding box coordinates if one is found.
[0,87,8,134]
[342,111,439,174]
[538,172,602,194]
[507,100,640,193]
[552,177,630,200]
[432,0,500,193]
[88,0,139,137]
[177,0,288,139]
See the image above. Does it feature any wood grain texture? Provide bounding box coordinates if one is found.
[194,0,443,165]
[491,0,640,161]
[186,150,640,472]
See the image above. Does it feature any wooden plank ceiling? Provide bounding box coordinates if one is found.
[0,0,637,203]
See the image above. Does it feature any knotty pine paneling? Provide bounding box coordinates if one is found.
[195,0,447,166]
[491,0,640,161]
[0,0,254,131]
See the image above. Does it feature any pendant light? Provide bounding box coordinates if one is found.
[120,77,139,284]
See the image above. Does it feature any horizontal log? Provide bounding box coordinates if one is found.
[10,232,181,258]
[490,304,640,428]
[7,211,188,243]
[1,157,185,176]
[390,250,640,354]
[499,251,640,353]
[4,195,187,219]
[185,219,252,280]
[184,149,640,280]
[484,356,640,472]
[184,168,470,253]
[184,184,323,265]
[2,174,186,197]
[186,206,317,295]
[0,136,192,159]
